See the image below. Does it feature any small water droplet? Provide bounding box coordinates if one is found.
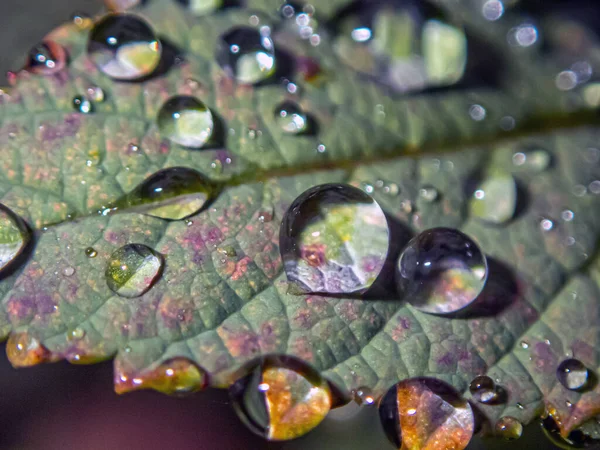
[87,86,105,102]
[25,41,67,75]
[68,328,86,341]
[280,184,390,295]
[496,417,523,440]
[353,386,375,406]
[482,0,504,21]
[588,180,600,194]
[0,205,30,274]
[540,218,555,232]
[512,149,551,172]
[210,159,223,174]
[469,104,486,121]
[229,356,332,441]
[105,244,163,298]
[158,95,214,149]
[85,247,98,258]
[418,185,439,203]
[217,27,276,85]
[73,96,93,114]
[258,207,274,223]
[520,341,530,349]
[516,403,525,410]
[470,171,516,224]
[87,14,161,81]
[274,101,308,135]
[469,375,502,404]
[382,183,399,196]
[557,358,590,391]
[63,266,75,277]
[573,184,587,197]
[561,210,574,222]
[500,115,516,131]
[317,144,326,153]
[217,246,237,257]
[397,228,487,315]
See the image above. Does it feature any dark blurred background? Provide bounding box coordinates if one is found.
[0,1,567,449]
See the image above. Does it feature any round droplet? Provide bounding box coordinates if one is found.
[87,86,105,102]
[87,14,161,81]
[279,2,318,40]
[542,415,600,449]
[469,375,501,404]
[470,171,517,224]
[379,377,475,450]
[85,247,98,258]
[279,184,390,295]
[158,95,214,149]
[419,185,439,203]
[63,266,76,277]
[397,228,487,315]
[73,96,93,113]
[114,167,219,220]
[0,204,30,274]
[217,27,276,85]
[67,327,86,341]
[512,149,552,172]
[557,359,590,391]
[353,386,375,406]
[274,101,308,135]
[25,41,67,75]
[106,244,163,298]
[6,332,54,367]
[495,417,523,440]
[229,356,332,441]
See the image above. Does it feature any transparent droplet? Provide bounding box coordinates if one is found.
[85,247,98,258]
[25,41,67,75]
[279,2,318,40]
[229,356,332,441]
[6,332,54,368]
[481,0,504,21]
[67,327,86,341]
[279,184,390,295]
[557,359,590,391]
[540,218,555,232]
[353,386,375,406]
[469,375,501,404]
[541,415,600,449]
[379,377,474,450]
[470,171,516,224]
[589,180,600,195]
[158,95,214,148]
[73,96,93,113]
[561,210,574,222]
[0,204,30,274]
[419,185,439,203]
[105,243,163,298]
[507,23,538,48]
[496,417,523,440]
[175,0,222,15]
[217,27,276,85]
[274,101,308,135]
[87,14,161,81]
[87,86,105,102]
[469,104,487,121]
[114,167,219,220]
[63,266,75,277]
[397,228,487,315]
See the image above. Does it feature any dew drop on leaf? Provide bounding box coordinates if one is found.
[279,2,318,40]
[469,375,502,404]
[114,167,219,220]
[279,183,389,295]
[557,358,590,391]
[397,228,487,315]
[495,416,523,440]
[6,332,54,368]
[512,149,552,172]
[86,86,105,103]
[105,243,163,298]
[73,96,93,113]
[157,95,214,149]
[0,204,30,274]
[217,27,276,85]
[85,247,98,258]
[229,356,332,441]
[379,377,474,450]
[541,415,600,449]
[470,171,517,224]
[353,386,375,406]
[67,327,86,341]
[418,185,439,203]
[87,14,161,81]
[274,101,308,135]
[25,41,67,75]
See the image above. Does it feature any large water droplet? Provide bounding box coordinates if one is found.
[379,377,474,450]
[6,332,54,367]
[158,95,214,148]
[557,358,590,391]
[114,167,219,220]
[274,101,308,135]
[25,41,67,75]
[106,244,163,298]
[229,356,332,441]
[469,375,503,404]
[217,27,276,84]
[495,417,523,440]
[541,415,600,449]
[87,14,161,81]
[279,184,390,295]
[470,171,517,224]
[397,228,487,315]
[0,204,30,274]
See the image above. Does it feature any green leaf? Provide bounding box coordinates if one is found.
[1,0,600,443]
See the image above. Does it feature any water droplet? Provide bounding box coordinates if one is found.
[274,101,308,135]
[470,171,516,224]
[573,184,588,197]
[379,377,474,450]
[418,185,439,203]
[6,332,54,367]
[87,86,105,102]
[279,184,390,295]
[63,266,75,277]
[482,0,504,21]
[116,357,208,395]
[87,14,161,81]
[0,204,30,274]
[158,95,214,148]
[496,417,523,440]
[469,375,502,404]
[588,180,600,194]
[520,341,530,349]
[73,96,93,113]
[353,386,375,406]
[25,41,67,75]
[561,210,574,222]
[557,358,590,391]
[217,27,276,85]
[541,415,599,449]
[217,246,237,257]
[397,228,487,315]
[175,0,222,15]
[114,167,219,220]
[507,23,538,48]
[85,247,98,258]
[516,403,525,410]
[67,328,86,341]
[469,104,487,121]
[279,2,318,40]
[540,218,555,232]
[105,244,163,298]
[229,356,332,441]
